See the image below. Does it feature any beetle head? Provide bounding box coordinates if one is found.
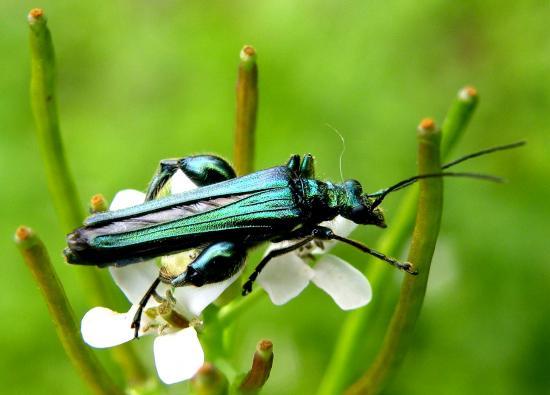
[339,180,387,228]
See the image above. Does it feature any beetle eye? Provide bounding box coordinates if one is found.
[349,204,370,224]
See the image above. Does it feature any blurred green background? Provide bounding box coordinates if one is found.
[2,1,549,394]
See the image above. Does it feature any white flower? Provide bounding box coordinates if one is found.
[257,216,372,310]
[81,170,241,384]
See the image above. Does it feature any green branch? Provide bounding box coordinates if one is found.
[190,364,229,395]
[344,119,443,394]
[441,86,478,156]
[28,9,148,387]
[238,340,274,394]
[217,45,260,309]
[28,8,82,231]
[233,45,258,176]
[15,226,124,395]
[317,87,478,395]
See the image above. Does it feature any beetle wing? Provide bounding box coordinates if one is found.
[67,169,305,266]
[85,166,293,227]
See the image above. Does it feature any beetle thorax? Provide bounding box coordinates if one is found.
[301,179,347,223]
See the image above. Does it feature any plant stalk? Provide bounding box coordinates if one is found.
[28,9,148,387]
[317,86,478,395]
[15,226,124,395]
[28,8,82,231]
[238,340,274,394]
[218,45,259,311]
[233,45,258,176]
[190,363,229,395]
[345,119,443,394]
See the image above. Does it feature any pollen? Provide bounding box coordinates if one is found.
[419,118,435,130]
[15,226,32,242]
[243,45,256,57]
[28,8,44,24]
[459,86,478,101]
[29,8,44,18]
[91,194,103,205]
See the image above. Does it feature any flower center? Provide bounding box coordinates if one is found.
[144,290,191,333]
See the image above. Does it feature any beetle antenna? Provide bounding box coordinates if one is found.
[369,172,504,208]
[441,140,525,170]
[367,140,525,208]
[326,123,346,183]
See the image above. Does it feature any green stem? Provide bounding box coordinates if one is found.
[28,8,82,231]
[317,86,478,395]
[441,86,478,156]
[28,10,148,387]
[190,363,229,395]
[345,119,443,395]
[211,45,260,349]
[15,226,124,395]
[238,340,274,394]
[217,45,259,310]
[233,45,258,176]
[317,193,416,395]
[28,8,107,304]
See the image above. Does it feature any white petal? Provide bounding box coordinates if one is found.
[170,169,198,194]
[173,269,243,317]
[326,215,358,238]
[153,327,204,384]
[264,239,296,253]
[109,260,168,305]
[81,306,136,348]
[257,254,314,305]
[311,254,371,310]
[109,189,146,210]
[311,216,358,255]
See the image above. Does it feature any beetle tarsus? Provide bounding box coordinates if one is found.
[130,316,141,339]
[327,233,419,275]
[242,279,254,296]
[130,277,161,339]
[242,236,317,297]
[402,262,418,275]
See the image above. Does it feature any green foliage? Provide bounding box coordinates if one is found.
[2,1,548,394]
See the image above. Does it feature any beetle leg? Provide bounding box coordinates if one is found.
[145,155,237,201]
[178,155,236,186]
[131,277,161,339]
[299,154,315,178]
[151,290,165,304]
[286,154,301,173]
[170,241,247,287]
[312,226,418,274]
[242,235,316,296]
[144,160,180,201]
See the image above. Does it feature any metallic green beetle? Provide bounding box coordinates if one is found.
[65,142,523,336]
